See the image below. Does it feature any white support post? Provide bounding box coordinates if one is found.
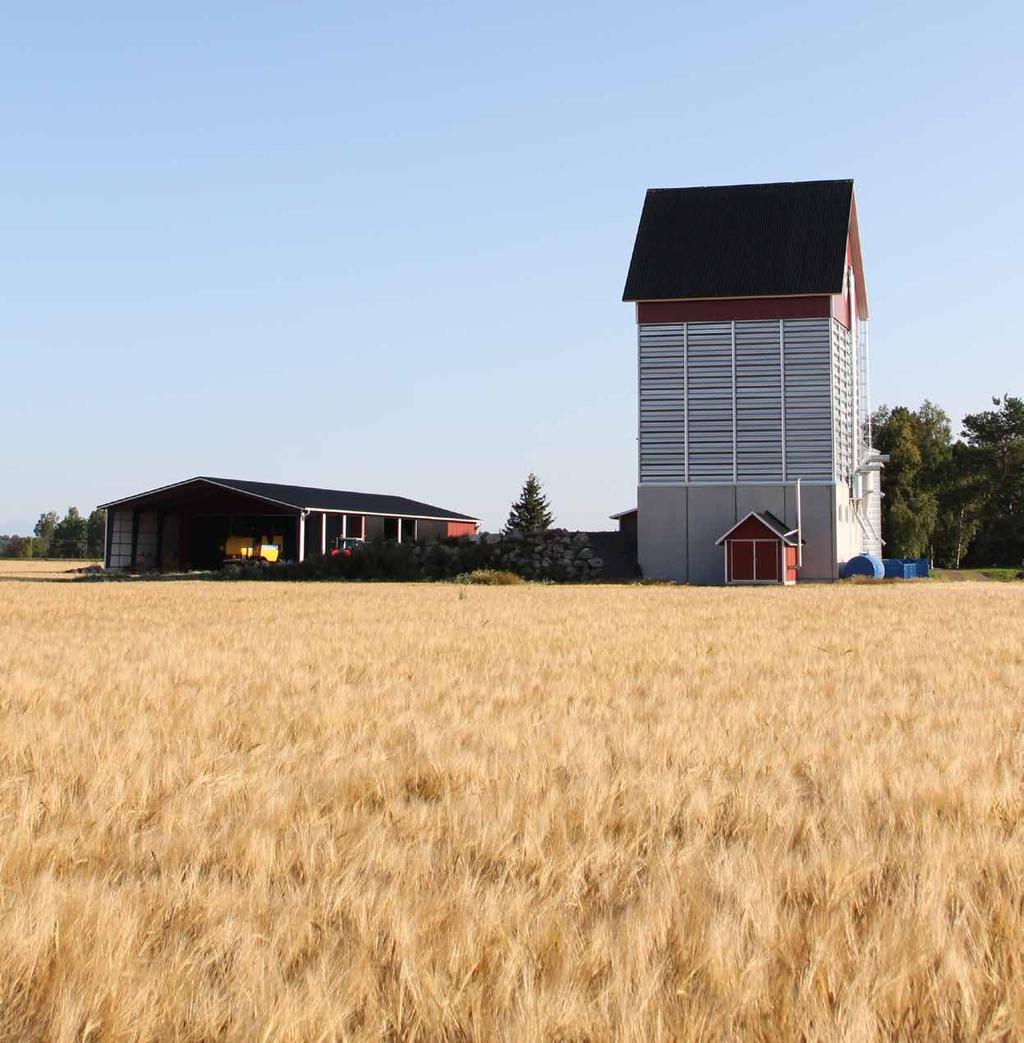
[397,517,402,543]
[321,514,326,555]
[342,514,347,540]
[298,512,307,562]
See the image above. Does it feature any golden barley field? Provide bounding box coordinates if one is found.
[1,567,1023,1043]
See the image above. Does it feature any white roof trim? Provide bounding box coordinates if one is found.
[98,476,295,512]
[714,511,798,546]
[609,508,637,520]
[98,476,480,522]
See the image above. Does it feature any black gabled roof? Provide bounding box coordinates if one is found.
[99,476,478,521]
[760,511,800,542]
[623,179,854,302]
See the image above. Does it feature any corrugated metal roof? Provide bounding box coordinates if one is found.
[623,180,853,302]
[99,476,479,521]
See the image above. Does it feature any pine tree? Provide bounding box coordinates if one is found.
[504,473,553,533]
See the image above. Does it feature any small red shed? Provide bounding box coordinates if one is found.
[715,511,800,585]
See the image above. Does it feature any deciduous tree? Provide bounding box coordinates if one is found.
[51,507,88,558]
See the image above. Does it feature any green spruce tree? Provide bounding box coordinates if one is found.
[504,473,553,533]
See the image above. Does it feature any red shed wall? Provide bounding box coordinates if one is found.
[754,541,780,582]
[728,540,755,581]
[726,515,780,541]
[447,521,477,537]
[785,545,799,583]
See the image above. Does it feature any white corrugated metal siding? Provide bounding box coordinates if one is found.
[686,322,734,481]
[736,321,784,481]
[782,318,833,480]
[637,324,687,482]
[831,319,855,484]
[639,317,835,483]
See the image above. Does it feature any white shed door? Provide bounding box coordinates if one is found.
[109,510,133,567]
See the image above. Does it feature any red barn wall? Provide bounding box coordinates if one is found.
[637,296,831,324]
[447,521,477,538]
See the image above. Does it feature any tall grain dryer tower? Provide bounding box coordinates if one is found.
[622,180,883,583]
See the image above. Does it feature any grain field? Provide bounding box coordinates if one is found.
[1,572,1022,1042]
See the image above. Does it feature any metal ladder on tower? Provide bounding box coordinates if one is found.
[852,320,884,556]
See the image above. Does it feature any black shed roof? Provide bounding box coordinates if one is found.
[99,476,479,521]
[623,179,857,303]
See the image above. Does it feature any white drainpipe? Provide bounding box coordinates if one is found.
[298,509,308,562]
[796,477,803,569]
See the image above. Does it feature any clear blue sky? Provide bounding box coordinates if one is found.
[2,2,1021,534]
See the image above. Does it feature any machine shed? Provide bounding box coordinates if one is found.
[98,476,479,571]
[715,511,801,585]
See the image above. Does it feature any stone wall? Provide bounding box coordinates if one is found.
[475,529,605,580]
[238,529,630,582]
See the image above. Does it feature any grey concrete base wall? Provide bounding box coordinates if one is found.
[637,485,688,582]
[638,483,842,584]
[789,484,839,580]
[687,486,737,584]
[834,482,865,567]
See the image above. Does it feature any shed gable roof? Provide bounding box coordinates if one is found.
[623,179,862,307]
[715,511,800,546]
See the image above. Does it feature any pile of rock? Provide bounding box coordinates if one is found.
[479,529,604,580]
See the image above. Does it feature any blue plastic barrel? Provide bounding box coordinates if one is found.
[842,554,885,580]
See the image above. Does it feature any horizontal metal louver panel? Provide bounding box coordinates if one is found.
[639,324,687,482]
[783,318,833,480]
[685,323,733,481]
[638,317,837,484]
[736,321,783,480]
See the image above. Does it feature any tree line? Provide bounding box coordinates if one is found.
[0,508,106,559]
[1,394,1020,567]
[873,394,1023,567]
